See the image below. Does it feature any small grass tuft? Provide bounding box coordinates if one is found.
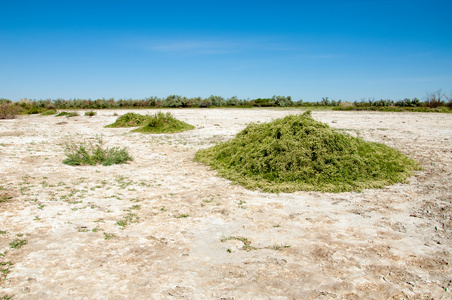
[9,239,27,249]
[116,212,139,229]
[84,111,96,117]
[104,232,116,240]
[1,261,13,280]
[0,193,12,204]
[195,111,420,193]
[174,214,189,219]
[221,236,257,252]
[63,136,133,166]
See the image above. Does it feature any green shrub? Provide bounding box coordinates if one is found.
[41,109,57,115]
[25,106,42,114]
[63,137,133,166]
[105,112,150,127]
[0,98,12,104]
[0,103,22,119]
[56,111,79,117]
[84,111,96,117]
[132,112,195,134]
[195,111,420,193]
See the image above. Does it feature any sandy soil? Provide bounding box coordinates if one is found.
[0,108,451,299]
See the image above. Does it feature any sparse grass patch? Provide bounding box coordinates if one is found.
[116,213,139,229]
[195,111,420,193]
[84,111,96,117]
[268,244,291,250]
[221,236,257,252]
[63,137,133,166]
[132,112,195,134]
[238,200,247,209]
[1,261,13,280]
[104,232,117,240]
[0,194,12,204]
[9,239,27,249]
[174,214,189,218]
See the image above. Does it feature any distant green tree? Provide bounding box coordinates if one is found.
[207,95,225,106]
[226,96,240,106]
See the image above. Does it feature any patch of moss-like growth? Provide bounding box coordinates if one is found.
[131,112,195,134]
[105,112,150,128]
[195,111,420,193]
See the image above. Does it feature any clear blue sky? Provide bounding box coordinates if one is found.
[1,0,451,102]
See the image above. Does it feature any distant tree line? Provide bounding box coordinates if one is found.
[0,89,451,116]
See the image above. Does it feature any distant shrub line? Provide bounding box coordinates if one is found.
[1,89,451,118]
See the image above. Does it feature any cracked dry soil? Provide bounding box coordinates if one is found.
[1,109,451,299]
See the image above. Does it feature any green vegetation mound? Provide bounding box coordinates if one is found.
[131,112,195,134]
[105,112,150,127]
[195,111,419,193]
[40,109,57,115]
[55,111,79,117]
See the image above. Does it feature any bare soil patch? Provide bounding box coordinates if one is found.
[1,109,451,299]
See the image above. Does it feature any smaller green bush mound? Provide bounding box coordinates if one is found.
[132,112,195,134]
[41,109,57,115]
[105,112,150,127]
[85,111,96,117]
[195,111,420,193]
[56,111,79,117]
[63,137,133,166]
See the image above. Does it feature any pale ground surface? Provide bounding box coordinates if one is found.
[0,108,451,299]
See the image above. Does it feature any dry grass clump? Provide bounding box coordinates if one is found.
[195,111,420,193]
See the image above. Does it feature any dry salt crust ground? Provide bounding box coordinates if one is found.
[0,108,451,299]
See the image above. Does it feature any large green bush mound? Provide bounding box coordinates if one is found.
[195,111,420,193]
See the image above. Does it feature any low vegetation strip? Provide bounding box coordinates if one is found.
[195,111,420,193]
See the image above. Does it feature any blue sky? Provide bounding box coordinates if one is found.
[1,0,451,102]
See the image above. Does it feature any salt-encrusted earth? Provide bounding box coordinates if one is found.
[0,108,451,299]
